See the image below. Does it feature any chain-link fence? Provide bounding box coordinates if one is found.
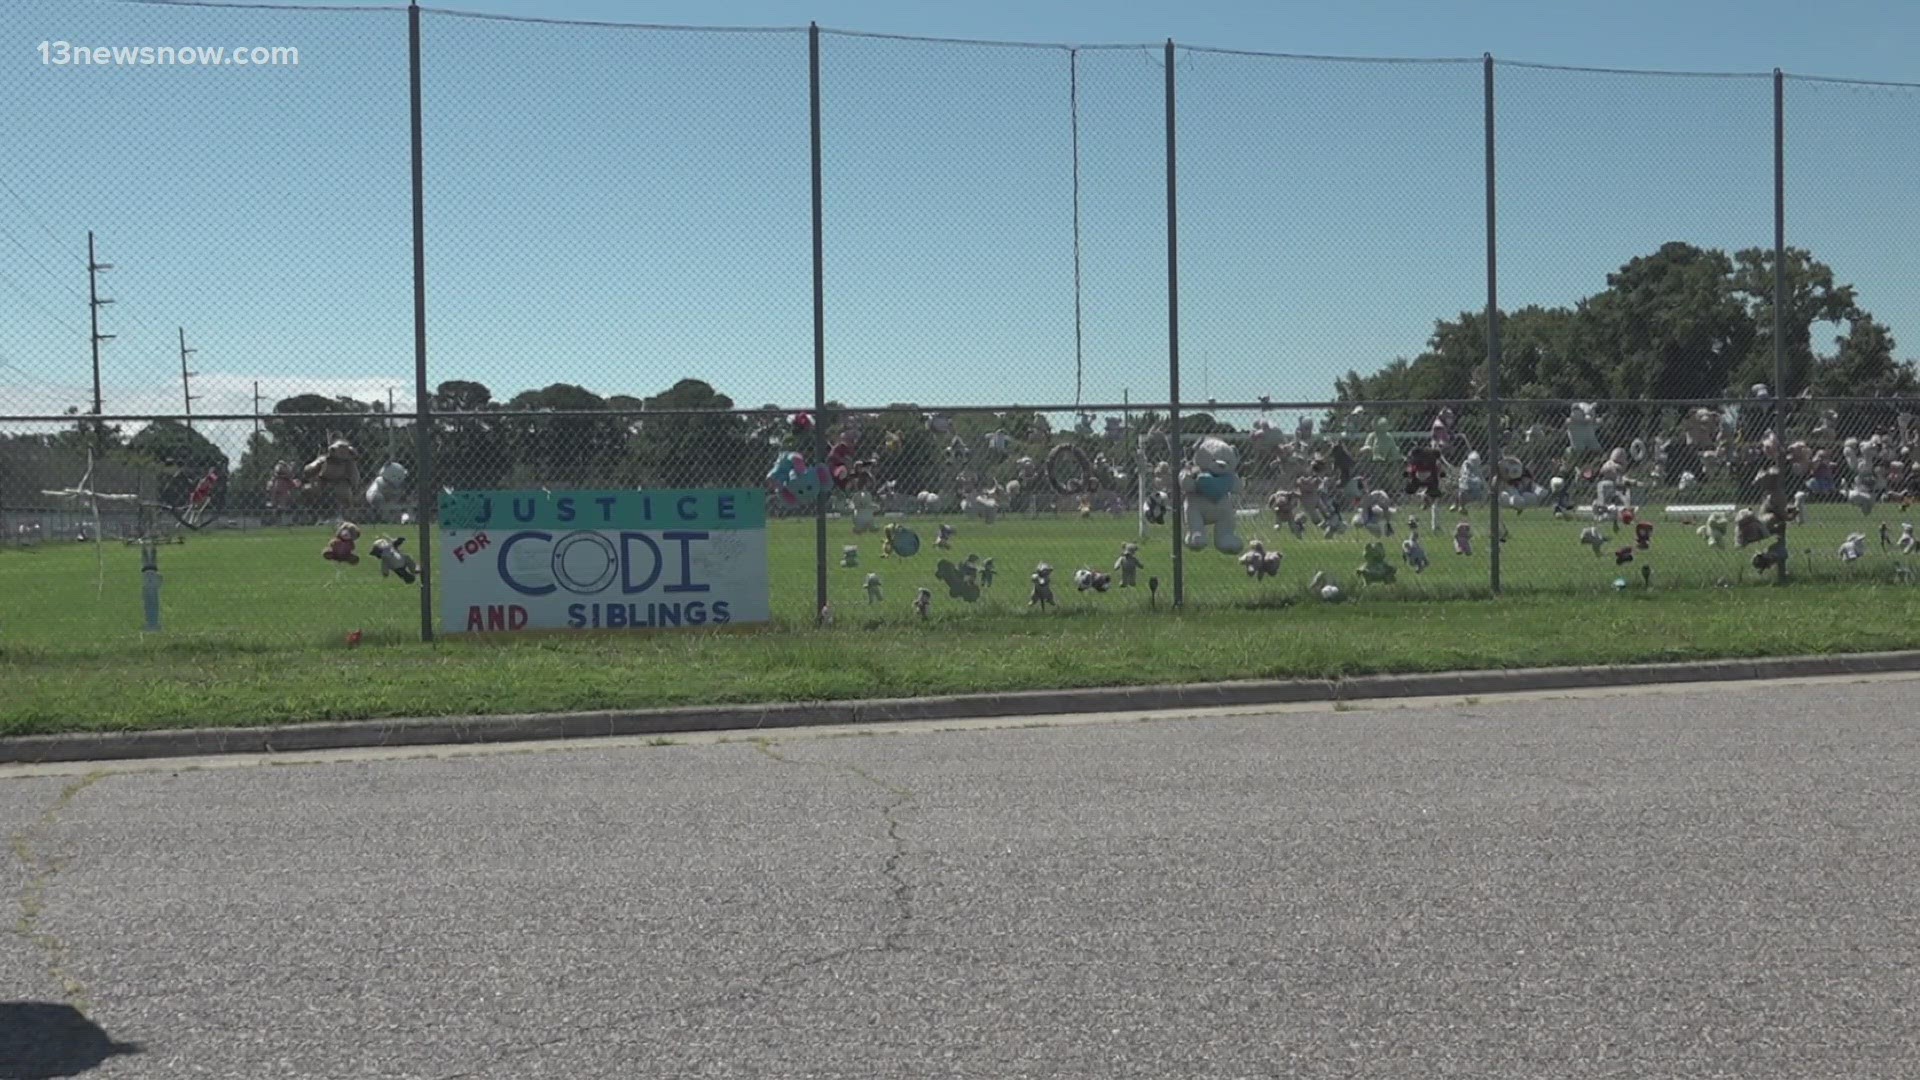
[5,4,1919,646]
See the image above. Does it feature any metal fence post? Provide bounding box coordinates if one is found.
[1164,38,1184,608]
[810,22,830,623]
[1483,53,1502,596]
[1772,68,1788,583]
[408,0,435,642]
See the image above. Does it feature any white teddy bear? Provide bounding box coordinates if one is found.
[1178,436,1244,555]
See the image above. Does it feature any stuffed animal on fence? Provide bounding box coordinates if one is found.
[1733,509,1768,548]
[371,536,418,584]
[365,462,407,516]
[266,459,301,509]
[1405,445,1444,499]
[1074,567,1113,593]
[1362,416,1402,469]
[1401,532,1430,573]
[1698,512,1730,547]
[1238,540,1282,581]
[1351,490,1395,537]
[1839,532,1868,562]
[1114,542,1145,587]
[865,573,884,603]
[1029,563,1056,609]
[1567,402,1601,454]
[1178,436,1244,555]
[1429,407,1455,451]
[323,522,361,565]
[1268,488,1300,528]
[1579,526,1607,555]
[303,439,362,508]
[1454,452,1488,506]
[1356,541,1397,585]
[1847,475,1878,515]
[1453,521,1473,556]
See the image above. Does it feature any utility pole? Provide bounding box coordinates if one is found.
[178,327,199,430]
[252,380,262,437]
[86,230,114,447]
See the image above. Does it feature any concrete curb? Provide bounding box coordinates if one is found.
[7,650,1920,765]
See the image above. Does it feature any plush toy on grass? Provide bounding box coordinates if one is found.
[1840,532,1868,562]
[1238,540,1282,581]
[1453,521,1473,556]
[1179,436,1244,554]
[371,535,418,584]
[1308,570,1344,603]
[1902,523,1916,554]
[1115,542,1145,587]
[1401,532,1429,573]
[849,491,879,534]
[1356,541,1397,585]
[1635,521,1654,550]
[1881,522,1893,550]
[1352,490,1395,538]
[980,557,996,590]
[1847,475,1877,515]
[323,522,362,565]
[913,587,932,619]
[1074,567,1113,593]
[882,523,920,558]
[960,554,981,587]
[935,523,956,550]
[865,573,883,604]
[1614,546,1635,565]
[1699,511,1730,548]
[1579,526,1606,555]
[1029,563,1056,609]
[936,559,983,602]
[841,545,859,568]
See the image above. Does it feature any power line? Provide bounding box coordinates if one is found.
[0,224,87,301]
[0,265,85,335]
[0,175,81,261]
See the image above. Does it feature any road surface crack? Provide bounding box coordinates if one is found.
[11,771,107,1011]
[420,740,924,1080]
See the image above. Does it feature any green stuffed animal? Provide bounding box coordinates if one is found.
[1356,540,1398,584]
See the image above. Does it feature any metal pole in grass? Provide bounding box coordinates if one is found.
[1772,68,1788,583]
[1483,53,1502,596]
[1164,39,1184,609]
[408,0,436,642]
[810,23,830,623]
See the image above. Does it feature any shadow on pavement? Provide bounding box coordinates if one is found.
[0,1002,141,1079]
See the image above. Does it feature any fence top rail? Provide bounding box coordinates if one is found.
[90,0,1903,83]
[7,397,1918,428]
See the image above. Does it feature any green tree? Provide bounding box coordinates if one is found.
[127,420,230,508]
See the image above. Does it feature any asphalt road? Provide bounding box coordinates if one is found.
[5,677,1919,1079]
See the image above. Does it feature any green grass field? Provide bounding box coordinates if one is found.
[4,503,1919,736]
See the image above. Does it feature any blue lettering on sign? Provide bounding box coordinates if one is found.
[498,531,555,596]
[495,529,722,599]
[513,497,537,522]
[661,531,709,593]
[557,496,575,522]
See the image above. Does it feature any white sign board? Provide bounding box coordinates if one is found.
[438,489,770,633]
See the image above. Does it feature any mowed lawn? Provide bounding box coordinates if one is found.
[4,504,1919,735]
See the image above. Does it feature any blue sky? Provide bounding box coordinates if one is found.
[3,0,1917,445]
